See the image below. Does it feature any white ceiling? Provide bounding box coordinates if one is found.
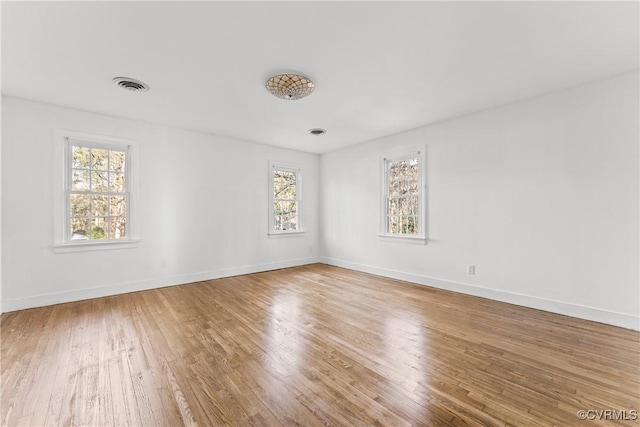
[2,1,638,154]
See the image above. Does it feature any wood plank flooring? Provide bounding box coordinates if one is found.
[1,264,638,426]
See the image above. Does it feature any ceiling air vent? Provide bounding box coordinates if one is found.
[112,77,149,92]
[308,128,327,136]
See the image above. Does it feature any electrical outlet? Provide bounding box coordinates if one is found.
[467,264,476,275]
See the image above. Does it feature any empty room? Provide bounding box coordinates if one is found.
[1,1,638,426]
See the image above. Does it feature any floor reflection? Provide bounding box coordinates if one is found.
[266,293,305,374]
[383,311,430,411]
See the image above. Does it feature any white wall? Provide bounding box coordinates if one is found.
[3,72,638,330]
[0,88,2,315]
[321,72,639,330]
[1,97,320,311]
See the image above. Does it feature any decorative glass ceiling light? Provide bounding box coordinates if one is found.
[265,74,315,100]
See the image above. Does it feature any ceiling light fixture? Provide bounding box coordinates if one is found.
[308,128,326,136]
[112,77,150,92]
[266,73,314,100]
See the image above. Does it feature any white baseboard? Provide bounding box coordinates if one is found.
[2,257,321,313]
[321,257,640,331]
[6,256,638,331]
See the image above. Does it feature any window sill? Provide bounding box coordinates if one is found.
[268,231,306,239]
[52,239,140,253]
[377,234,427,245]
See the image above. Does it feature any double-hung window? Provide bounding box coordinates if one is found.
[53,130,138,252]
[380,149,426,243]
[68,141,129,241]
[269,162,303,235]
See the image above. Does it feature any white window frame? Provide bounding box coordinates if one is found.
[268,161,304,237]
[379,147,427,244]
[53,130,140,253]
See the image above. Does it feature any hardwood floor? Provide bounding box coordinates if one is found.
[1,264,638,426]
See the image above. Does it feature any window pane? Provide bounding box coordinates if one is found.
[109,216,126,239]
[287,201,297,216]
[274,200,297,231]
[70,194,90,217]
[409,179,419,194]
[398,197,407,214]
[109,172,126,193]
[399,180,409,195]
[283,217,296,231]
[387,198,395,216]
[282,213,297,231]
[279,200,292,216]
[91,148,109,170]
[282,171,296,185]
[273,171,283,185]
[399,161,409,177]
[275,183,296,200]
[274,202,282,230]
[409,161,418,177]
[72,169,90,191]
[389,216,399,233]
[396,197,415,216]
[110,196,126,216]
[389,163,399,180]
[401,217,409,234]
[390,180,400,196]
[91,171,109,192]
[274,170,292,186]
[406,216,416,234]
[109,150,126,172]
[72,146,91,169]
[407,196,418,216]
[90,217,108,240]
[71,218,89,240]
[274,184,286,199]
[92,195,109,216]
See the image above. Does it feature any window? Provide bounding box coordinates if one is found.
[269,162,303,235]
[53,130,138,252]
[68,142,129,241]
[380,149,426,243]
